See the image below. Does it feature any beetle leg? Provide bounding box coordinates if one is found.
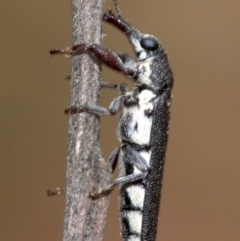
[50,44,137,79]
[101,82,128,95]
[65,94,126,115]
[89,145,150,200]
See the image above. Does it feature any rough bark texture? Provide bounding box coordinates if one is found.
[63,0,112,241]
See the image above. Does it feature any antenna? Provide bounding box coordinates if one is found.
[113,0,122,17]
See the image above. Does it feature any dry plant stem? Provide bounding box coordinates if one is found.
[63,0,112,241]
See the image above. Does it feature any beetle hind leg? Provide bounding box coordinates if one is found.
[89,147,120,200]
[89,145,151,200]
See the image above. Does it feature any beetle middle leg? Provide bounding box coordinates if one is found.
[64,92,129,115]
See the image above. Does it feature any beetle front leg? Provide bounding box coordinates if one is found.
[72,44,137,78]
[50,44,137,78]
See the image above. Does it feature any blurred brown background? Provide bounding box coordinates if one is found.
[1,0,240,240]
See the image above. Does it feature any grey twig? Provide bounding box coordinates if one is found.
[63,0,112,241]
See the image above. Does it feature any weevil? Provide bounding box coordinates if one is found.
[50,1,173,240]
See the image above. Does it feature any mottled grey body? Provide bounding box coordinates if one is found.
[116,52,172,241]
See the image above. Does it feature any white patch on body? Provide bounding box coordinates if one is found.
[126,185,145,209]
[138,51,147,60]
[128,90,156,145]
[128,237,141,241]
[126,211,142,234]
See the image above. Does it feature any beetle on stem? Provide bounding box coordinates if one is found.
[50,1,173,240]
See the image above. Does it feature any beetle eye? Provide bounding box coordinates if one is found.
[140,37,159,51]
